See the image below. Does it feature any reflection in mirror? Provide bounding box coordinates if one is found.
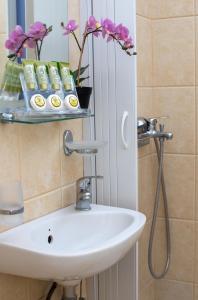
[8,0,69,61]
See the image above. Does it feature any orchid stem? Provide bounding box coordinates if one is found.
[72,32,82,52]
[77,33,87,87]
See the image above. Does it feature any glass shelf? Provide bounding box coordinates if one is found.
[0,110,94,124]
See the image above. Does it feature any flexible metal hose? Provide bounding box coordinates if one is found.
[148,137,171,279]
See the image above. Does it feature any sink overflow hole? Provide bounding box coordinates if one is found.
[48,235,53,244]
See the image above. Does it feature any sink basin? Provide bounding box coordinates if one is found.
[0,204,146,283]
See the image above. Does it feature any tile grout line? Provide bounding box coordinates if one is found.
[139,85,197,88]
[151,14,198,21]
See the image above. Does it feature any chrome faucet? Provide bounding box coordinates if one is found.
[76,176,103,211]
[138,117,173,141]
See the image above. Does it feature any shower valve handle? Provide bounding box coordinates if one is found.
[148,118,158,131]
[148,116,169,130]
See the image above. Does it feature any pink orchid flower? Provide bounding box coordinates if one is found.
[101,18,116,40]
[63,20,78,35]
[27,21,47,40]
[115,24,129,41]
[5,25,26,52]
[86,16,101,37]
[5,22,52,60]
[124,37,134,49]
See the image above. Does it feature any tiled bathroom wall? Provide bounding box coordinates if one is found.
[0,0,83,299]
[152,0,197,299]
[137,0,198,299]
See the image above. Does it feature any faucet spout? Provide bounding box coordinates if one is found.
[76,176,103,211]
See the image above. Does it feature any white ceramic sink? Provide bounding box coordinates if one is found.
[0,204,146,283]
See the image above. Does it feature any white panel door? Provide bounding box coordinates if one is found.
[82,0,137,299]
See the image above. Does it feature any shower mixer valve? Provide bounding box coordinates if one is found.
[137,116,173,147]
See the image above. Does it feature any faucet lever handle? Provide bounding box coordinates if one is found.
[148,116,169,130]
[76,176,103,211]
[147,118,158,131]
[77,176,103,192]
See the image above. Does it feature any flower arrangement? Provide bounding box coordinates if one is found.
[5,22,52,61]
[61,16,136,87]
[2,17,135,108]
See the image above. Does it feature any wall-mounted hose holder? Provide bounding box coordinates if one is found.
[137,117,150,148]
[63,130,106,156]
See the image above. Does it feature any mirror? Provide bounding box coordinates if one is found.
[8,0,69,61]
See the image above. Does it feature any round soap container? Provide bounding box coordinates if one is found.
[64,94,79,110]
[47,94,63,111]
[30,94,47,111]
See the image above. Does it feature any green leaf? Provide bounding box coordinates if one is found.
[7,53,16,59]
[71,64,89,81]
[48,25,53,32]
[78,76,90,84]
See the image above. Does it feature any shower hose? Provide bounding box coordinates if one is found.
[148,136,171,279]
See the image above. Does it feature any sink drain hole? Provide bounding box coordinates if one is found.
[48,235,53,244]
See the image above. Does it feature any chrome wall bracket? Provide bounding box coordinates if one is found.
[0,207,24,215]
[63,130,74,156]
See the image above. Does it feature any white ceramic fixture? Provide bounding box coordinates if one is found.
[0,204,146,284]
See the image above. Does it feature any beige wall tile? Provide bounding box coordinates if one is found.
[139,155,156,219]
[139,280,155,300]
[60,120,83,186]
[24,189,62,222]
[155,279,193,300]
[29,281,63,300]
[62,183,76,207]
[28,280,63,300]
[0,34,8,82]
[196,18,198,85]
[139,221,153,290]
[28,279,49,300]
[195,157,198,219]
[151,0,195,19]
[19,123,61,199]
[68,0,80,69]
[0,274,29,300]
[196,1,198,15]
[194,222,198,282]
[153,87,196,154]
[138,88,155,157]
[0,0,8,34]
[153,18,195,86]
[137,16,153,87]
[138,88,153,117]
[137,0,152,18]
[195,284,198,299]
[155,219,195,282]
[158,154,195,220]
[0,124,20,184]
